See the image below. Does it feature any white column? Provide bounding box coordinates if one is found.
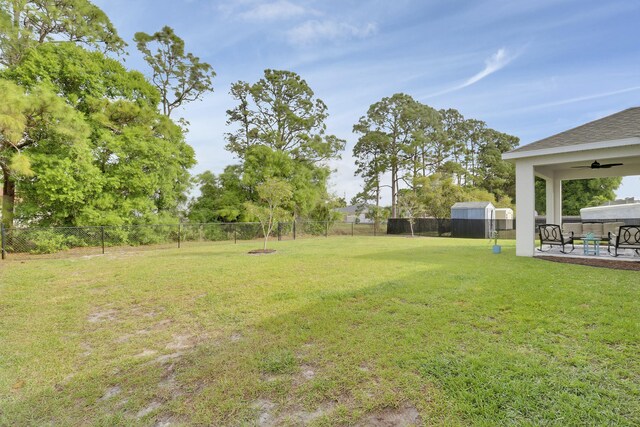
[545,175,563,225]
[545,178,555,224]
[515,161,536,256]
[553,178,562,225]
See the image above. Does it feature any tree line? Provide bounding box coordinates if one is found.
[351,94,519,223]
[0,1,621,230]
[0,1,212,228]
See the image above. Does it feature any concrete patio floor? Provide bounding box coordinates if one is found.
[534,246,640,261]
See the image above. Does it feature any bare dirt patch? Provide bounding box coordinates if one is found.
[154,352,184,364]
[283,402,336,424]
[100,386,122,401]
[357,404,422,427]
[135,349,158,358]
[136,401,162,419]
[166,334,196,350]
[80,342,92,357]
[300,365,315,380]
[87,308,118,323]
[537,256,640,271]
[157,363,183,400]
[252,399,335,426]
[115,334,133,343]
[154,415,178,427]
[253,399,277,426]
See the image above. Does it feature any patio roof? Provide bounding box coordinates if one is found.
[505,107,640,158]
[502,107,640,257]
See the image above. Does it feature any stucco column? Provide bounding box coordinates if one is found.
[515,161,535,256]
[545,176,563,225]
[545,178,555,224]
[553,178,562,226]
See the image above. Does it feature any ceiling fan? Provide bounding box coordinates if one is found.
[571,160,623,169]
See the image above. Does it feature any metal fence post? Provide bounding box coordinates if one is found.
[374,222,377,237]
[352,222,354,237]
[278,222,281,241]
[325,221,328,237]
[101,226,105,254]
[1,224,5,260]
[178,223,181,248]
[234,224,237,244]
[293,220,296,240]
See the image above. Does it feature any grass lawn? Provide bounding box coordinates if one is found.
[1,237,639,426]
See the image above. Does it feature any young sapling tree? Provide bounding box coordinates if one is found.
[244,178,293,251]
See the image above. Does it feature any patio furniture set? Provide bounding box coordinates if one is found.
[538,223,640,257]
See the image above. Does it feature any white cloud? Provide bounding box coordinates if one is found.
[463,48,511,87]
[424,47,517,98]
[238,0,308,21]
[287,20,378,45]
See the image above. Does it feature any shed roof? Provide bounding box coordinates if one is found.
[508,107,640,154]
[451,202,494,209]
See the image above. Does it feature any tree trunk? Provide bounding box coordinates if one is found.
[391,166,397,218]
[2,169,16,229]
[375,181,380,230]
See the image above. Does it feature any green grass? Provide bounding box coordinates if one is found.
[1,237,638,426]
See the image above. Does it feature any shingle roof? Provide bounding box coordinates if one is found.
[451,202,494,209]
[508,107,640,154]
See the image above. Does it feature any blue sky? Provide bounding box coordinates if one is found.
[94,0,640,202]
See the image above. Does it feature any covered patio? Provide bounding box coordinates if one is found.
[503,107,640,257]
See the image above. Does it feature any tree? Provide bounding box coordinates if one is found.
[305,195,344,224]
[352,130,388,216]
[241,145,329,217]
[404,104,441,181]
[223,70,343,224]
[535,177,622,215]
[244,178,292,251]
[225,69,345,163]
[439,108,466,184]
[3,42,195,226]
[353,93,434,218]
[134,26,216,118]
[397,189,423,237]
[0,78,92,228]
[189,145,332,224]
[188,168,248,223]
[476,129,518,199]
[417,173,465,219]
[0,0,125,67]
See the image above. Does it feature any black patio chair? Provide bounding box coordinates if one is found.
[608,225,640,257]
[538,224,575,254]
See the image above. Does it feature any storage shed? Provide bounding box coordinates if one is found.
[450,202,496,238]
[495,207,514,230]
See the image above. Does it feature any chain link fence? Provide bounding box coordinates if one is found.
[1,221,387,260]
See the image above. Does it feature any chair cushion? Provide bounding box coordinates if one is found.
[582,222,604,238]
[562,223,582,236]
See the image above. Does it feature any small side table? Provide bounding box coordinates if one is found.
[583,237,600,256]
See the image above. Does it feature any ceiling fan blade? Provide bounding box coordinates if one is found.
[571,166,592,169]
[599,163,623,168]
